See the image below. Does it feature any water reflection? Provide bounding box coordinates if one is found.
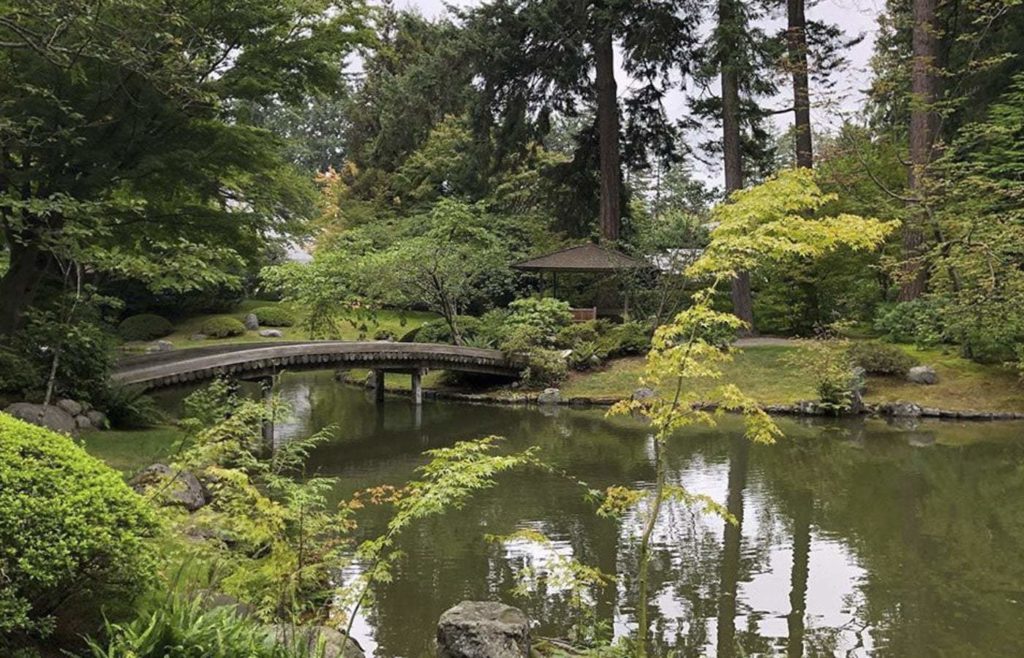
[202,372,1024,657]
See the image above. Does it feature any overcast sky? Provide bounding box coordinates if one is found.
[390,0,885,184]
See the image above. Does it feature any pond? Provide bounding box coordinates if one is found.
[96,371,1024,657]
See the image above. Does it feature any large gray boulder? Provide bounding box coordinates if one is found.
[130,463,207,511]
[437,601,530,658]
[57,398,83,416]
[4,402,77,435]
[85,409,108,429]
[537,388,561,405]
[244,313,260,330]
[878,401,923,418]
[266,624,364,658]
[907,365,938,385]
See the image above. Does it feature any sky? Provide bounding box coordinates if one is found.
[392,0,887,185]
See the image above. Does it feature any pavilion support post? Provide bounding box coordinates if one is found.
[373,369,385,404]
[411,369,424,406]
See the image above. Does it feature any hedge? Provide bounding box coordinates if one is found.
[118,314,174,342]
[0,413,156,637]
[200,316,247,338]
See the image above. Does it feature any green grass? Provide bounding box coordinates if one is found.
[561,343,1024,412]
[80,425,186,475]
[122,300,438,351]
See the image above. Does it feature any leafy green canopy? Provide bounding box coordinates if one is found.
[0,0,370,331]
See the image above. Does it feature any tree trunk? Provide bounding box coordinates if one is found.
[720,0,755,334]
[594,30,621,242]
[787,0,813,169]
[900,0,939,301]
[0,241,49,336]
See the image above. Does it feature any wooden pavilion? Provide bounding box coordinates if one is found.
[512,243,648,320]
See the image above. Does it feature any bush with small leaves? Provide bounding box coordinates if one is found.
[200,315,247,338]
[0,413,156,638]
[251,306,295,327]
[873,299,945,346]
[847,341,919,376]
[117,314,174,342]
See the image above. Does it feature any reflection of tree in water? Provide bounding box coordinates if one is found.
[268,379,1024,657]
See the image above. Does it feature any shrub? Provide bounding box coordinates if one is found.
[117,314,174,342]
[602,321,651,357]
[873,299,945,346]
[84,595,303,658]
[252,306,295,328]
[567,341,608,371]
[847,341,918,376]
[0,346,42,396]
[200,315,247,338]
[556,321,601,349]
[500,324,548,353]
[0,413,156,637]
[411,317,481,344]
[96,384,165,429]
[521,347,569,387]
[373,328,397,341]
[791,341,859,414]
[506,298,573,336]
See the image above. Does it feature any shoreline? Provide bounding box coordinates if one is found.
[358,382,1024,421]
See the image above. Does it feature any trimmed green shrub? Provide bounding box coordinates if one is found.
[200,316,247,338]
[118,314,174,342]
[373,328,397,341]
[251,306,295,328]
[847,341,919,376]
[0,413,156,637]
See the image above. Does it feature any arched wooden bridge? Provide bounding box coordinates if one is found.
[113,341,526,399]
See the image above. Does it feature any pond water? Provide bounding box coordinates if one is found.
[148,371,1024,657]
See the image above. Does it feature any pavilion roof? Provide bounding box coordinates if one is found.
[512,243,647,273]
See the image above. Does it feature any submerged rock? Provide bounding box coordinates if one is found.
[4,402,77,435]
[437,601,530,658]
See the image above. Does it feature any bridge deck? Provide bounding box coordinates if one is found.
[113,341,525,390]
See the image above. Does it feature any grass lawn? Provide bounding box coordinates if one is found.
[562,343,1024,412]
[80,425,186,475]
[123,300,438,351]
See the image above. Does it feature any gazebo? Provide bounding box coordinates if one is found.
[512,243,648,320]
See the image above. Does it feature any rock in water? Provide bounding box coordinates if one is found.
[266,625,364,658]
[4,403,77,435]
[437,601,530,658]
[537,388,561,405]
[244,313,260,330]
[907,365,938,385]
[130,463,207,511]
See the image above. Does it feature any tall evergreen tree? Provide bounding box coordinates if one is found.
[461,0,701,242]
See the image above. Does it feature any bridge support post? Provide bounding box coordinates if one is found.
[373,369,386,404]
[259,376,275,452]
[411,369,424,406]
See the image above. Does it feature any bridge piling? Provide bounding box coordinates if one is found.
[411,369,423,406]
[373,369,386,404]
